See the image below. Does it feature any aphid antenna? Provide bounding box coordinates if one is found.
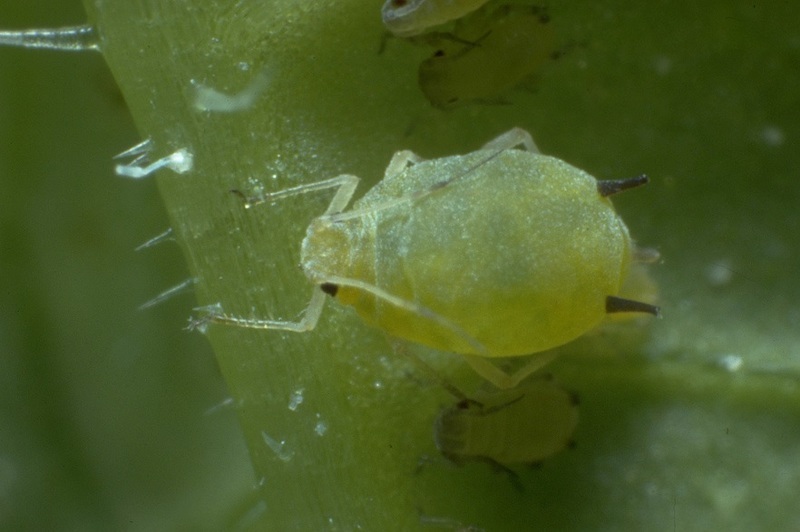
[478,393,525,415]
[332,148,508,224]
[232,174,358,211]
[421,148,506,195]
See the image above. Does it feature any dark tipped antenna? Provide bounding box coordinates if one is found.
[597,174,649,197]
[606,295,661,317]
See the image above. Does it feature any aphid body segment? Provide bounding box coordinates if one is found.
[199,128,657,388]
[419,5,556,108]
[434,376,579,466]
[382,0,491,38]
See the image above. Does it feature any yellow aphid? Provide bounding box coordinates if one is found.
[418,5,556,108]
[434,376,579,471]
[194,128,658,389]
[381,0,491,38]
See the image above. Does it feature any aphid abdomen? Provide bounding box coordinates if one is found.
[351,150,631,357]
[478,385,578,464]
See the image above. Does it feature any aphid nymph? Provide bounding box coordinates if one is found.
[193,128,659,388]
[418,5,557,108]
[434,375,579,483]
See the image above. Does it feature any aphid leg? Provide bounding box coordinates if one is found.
[372,130,539,210]
[392,342,476,404]
[462,350,561,389]
[384,150,425,179]
[478,393,525,415]
[473,456,525,492]
[479,127,539,153]
[231,174,359,215]
[189,287,327,333]
[323,275,489,356]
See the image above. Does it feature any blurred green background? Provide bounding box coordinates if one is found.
[1,0,799,530]
[0,1,255,530]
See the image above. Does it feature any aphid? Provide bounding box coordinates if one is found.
[434,375,579,480]
[193,128,659,389]
[381,0,491,38]
[418,5,557,108]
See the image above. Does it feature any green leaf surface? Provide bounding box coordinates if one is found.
[2,0,799,529]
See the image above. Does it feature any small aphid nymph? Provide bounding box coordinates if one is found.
[418,5,557,108]
[193,128,659,388]
[434,376,579,475]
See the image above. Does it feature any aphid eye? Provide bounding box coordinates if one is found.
[456,399,471,410]
[433,50,446,58]
[320,283,339,297]
[392,0,409,6]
